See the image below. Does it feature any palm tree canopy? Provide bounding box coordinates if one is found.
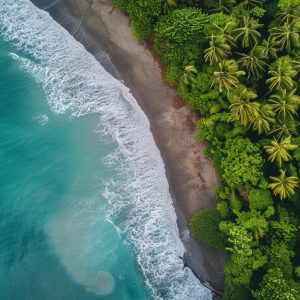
[213,22,237,47]
[268,169,299,200]
[269,118,298,139]
[271,21,300,53]
[208,0,236,13]
[213,59,245,92]
[266,58,297,91]
[162,0,177,14]
[237,45,267,78]
[268,89,300,121]
[204,35,231,65]
[276,4,300,24]
[251,104,275,134]
[265,136,297,167]
[228,88,260,126]
[256,37,278,60]
[182,64,197,85]
[233,16,263,48]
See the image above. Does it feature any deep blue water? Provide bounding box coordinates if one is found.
[0,1,212,299]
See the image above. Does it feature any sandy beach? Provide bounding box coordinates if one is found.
[37,0,227,294]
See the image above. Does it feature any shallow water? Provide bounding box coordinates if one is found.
[0,1,212,299]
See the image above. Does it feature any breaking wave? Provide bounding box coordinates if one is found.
[0,1,212,299]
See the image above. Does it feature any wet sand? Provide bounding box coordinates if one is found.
[34,0,227,294]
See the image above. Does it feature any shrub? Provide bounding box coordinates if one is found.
[127,0,161,39]
[154,8,209,44]
[266,242,294,278]
[221,138,264,188]
[154,8,209,68]
[253,268,298,300]
[223,286,252,300]
[248,189,273,211]
[217,201,230,218]
[230,190,242,212]
[189,208,225,249]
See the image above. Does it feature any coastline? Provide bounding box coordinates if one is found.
[37,0,227,294]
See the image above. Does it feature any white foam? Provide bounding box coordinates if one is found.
[0,2,212,299]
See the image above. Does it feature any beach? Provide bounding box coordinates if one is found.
[38,0,227,294]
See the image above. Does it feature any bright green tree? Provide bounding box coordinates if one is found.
[236,210,269,241]
[248,189,273,210]
[253,268,298,300]
[221,137,264,187]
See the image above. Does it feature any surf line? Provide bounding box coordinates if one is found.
[179,253,222,298]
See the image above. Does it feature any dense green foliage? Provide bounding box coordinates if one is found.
[113,0,300,298]
[190,208,226,249]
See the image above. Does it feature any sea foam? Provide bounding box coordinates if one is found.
[0,1,212,299]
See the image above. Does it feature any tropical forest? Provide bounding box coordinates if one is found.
[113,0,300,299]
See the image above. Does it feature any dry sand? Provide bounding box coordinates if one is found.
[42,0,227,294]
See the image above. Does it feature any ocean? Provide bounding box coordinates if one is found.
[0,1,211,299]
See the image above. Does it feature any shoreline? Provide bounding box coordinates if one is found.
[37,0,227,295]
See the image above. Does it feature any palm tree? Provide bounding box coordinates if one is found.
[204,35,231,65]
[292,59,300,73]
[264,136,297,167]
[256,37,278,60]
[251,104,275,134]
[162,0,176,14]
[237,45,267,78]
[233,16,263,48]
[228,88,260,126]
[213,22,237,47]
[276,4,300,24]
[269,119,298,139]
[181,64,197,85]
[208,0,236,13]
[266,59,297,91]
[213,60,245,92]
[268,169,299,200]
[271,21,300,53]
[268,89,300,120]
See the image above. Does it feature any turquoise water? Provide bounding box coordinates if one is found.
[0,37,148,300]
[0,1,212,299]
